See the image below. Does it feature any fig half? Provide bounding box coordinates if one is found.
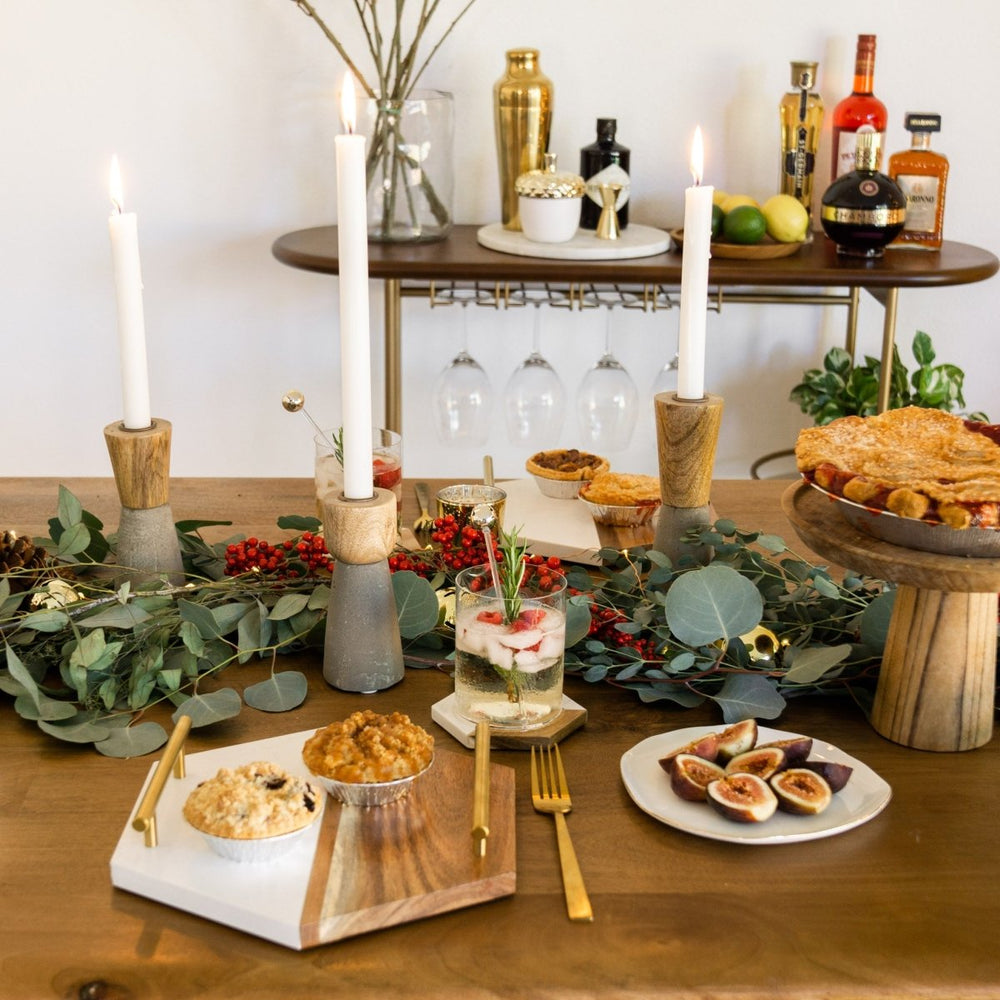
[800,759,853,793]
[714,719,758,763]
[706,773,778,823]
[770,768,833,815]
[724,746,786,780]
[669,753,727,802]
[658,731,720,771]
[757,735,813,765]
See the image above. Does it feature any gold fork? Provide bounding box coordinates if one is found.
[413,482,434,534]
[530,744,594,922]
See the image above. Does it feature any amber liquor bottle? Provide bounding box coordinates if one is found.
[830,34,888,178]
[888,113,949,250]
[579,118,630,230]
[779,60,824,216]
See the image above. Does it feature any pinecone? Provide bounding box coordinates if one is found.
[1,530,50,593]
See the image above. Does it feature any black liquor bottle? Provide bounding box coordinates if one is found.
[820,131,906,257]
[579,118,630,230]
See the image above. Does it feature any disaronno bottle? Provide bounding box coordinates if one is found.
[493,49,553,231]
[888,113,949,250]
[778,61,824,216]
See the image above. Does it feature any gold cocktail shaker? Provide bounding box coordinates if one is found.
[493,49,553,231]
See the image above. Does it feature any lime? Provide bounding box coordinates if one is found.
[761,194,810,243]
[720,193,759,215]
[722,205,767,245]
[711,203,724,238]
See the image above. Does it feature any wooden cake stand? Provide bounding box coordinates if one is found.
[782,482,999,752]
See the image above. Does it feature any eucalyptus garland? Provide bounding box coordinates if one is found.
[1,488,902,757]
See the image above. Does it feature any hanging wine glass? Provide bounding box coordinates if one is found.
[652,351,679,396]
[503,304,566,445]
[432,303,492,445]
[577,306,639,450]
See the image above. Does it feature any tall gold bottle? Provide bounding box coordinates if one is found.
[493,49,553,231]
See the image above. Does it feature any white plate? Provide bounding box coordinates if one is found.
[620,725,891,845]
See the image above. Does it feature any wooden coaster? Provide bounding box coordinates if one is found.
[431,694,587,750]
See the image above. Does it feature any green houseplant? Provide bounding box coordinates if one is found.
[790,330,988,424]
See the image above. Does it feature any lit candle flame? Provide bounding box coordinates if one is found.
[109,154,124,214]
[340,73,357,134]
[689,126,704,186]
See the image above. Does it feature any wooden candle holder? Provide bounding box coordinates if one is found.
[652,392,724,563]
[321,487,404,693]
[103,418,184,585]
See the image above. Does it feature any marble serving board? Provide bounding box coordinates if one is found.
[477,222,672,260]
[110,729,516,950]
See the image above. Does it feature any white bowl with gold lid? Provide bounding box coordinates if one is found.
[515,153,585,243]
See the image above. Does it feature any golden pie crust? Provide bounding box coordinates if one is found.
[580,472,661,507]
[795,407,1000,529]
[525,449,610,481]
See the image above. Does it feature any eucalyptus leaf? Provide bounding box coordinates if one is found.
[269,593,311,621]
[79,603,152,629]
[37,716,112,744]
[173,688,242,726]
[15,692,78,721]
[859,590,895,649]
[95,722,169,758]
[664,564,763,646]
[5,645,42,712]
[19,608,72,633]
[178,599,222,639]
[58,484,83,529]
[709,673,786,723]
[57,522,92,559]
[564,602,592,647]
[243,671,308,712]
[782,645,851,684]
[393,571,441,639]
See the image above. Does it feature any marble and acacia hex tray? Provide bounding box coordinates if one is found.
[110,729,516,950]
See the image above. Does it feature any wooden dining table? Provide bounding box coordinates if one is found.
[2,476,998,1000]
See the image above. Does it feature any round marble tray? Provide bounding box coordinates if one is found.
[476,222,672,260]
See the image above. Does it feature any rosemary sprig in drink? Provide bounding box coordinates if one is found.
[497,524,528,625]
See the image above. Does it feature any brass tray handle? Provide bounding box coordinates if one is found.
[131,714,192,847]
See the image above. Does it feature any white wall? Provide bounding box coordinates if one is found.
[1,1,996,485]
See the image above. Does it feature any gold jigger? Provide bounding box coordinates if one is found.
[103,418,184,585]
[652,392,725,564]
[321,488,404,693]
[595,183,622,240]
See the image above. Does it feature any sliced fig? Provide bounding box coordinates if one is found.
[757,735,813,765]
[770,768,833,815]
[724,746,786,780]
[658,731,721,771]
[706,773,777,823]
[800,759,853,793]
[714,719,758,763]
[668,753,727,802]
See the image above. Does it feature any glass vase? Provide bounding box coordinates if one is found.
[359,90,454,243]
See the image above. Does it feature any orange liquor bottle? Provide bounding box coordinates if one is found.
[888,113,949,250]
[830,34,888,178]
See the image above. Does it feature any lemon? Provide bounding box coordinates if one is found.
[712,189,729,208]
[761,194,809,243]
[720,193,759,214]
[722,205,767,245]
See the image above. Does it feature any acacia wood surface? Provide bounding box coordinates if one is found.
[2,477,999,1000]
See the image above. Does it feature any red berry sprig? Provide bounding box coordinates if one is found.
[224,531,333,579]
